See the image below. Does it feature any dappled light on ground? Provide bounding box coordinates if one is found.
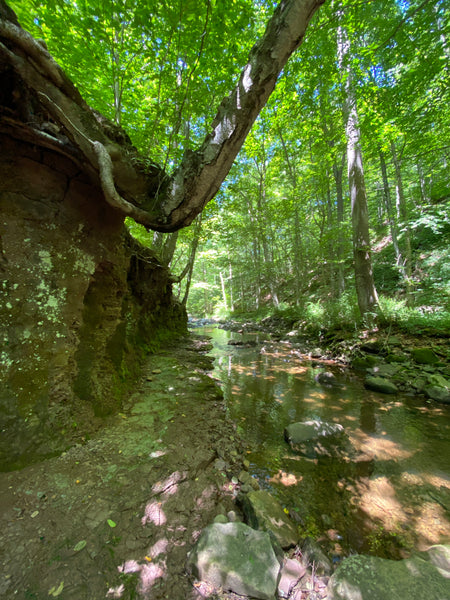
[350,430,415,461]
[415,503,450,548]
[270,469,303,486]
[142,500,167,526]
[356,476,409,525]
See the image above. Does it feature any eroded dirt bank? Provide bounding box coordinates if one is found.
[0,336,245,600]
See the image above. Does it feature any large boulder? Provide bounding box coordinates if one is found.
[238,490,299,549]
[186,522,280,600]
[364,376,398,394]
[284,420,348,458]
[327,544,450,600]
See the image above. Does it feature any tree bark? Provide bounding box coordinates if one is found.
[337,21,379,320]
[332,152,346,295]
[379,148,402,270]
[0,0,325,233]
[391,140,413,300]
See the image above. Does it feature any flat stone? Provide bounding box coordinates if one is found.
[284,420,344,444]
[186,522,280,600]
[370,363,400,378]
[327,544,450,599]
[364,376,398,394]
[238,490,298,549]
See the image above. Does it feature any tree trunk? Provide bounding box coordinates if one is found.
[338,22,379,320]
[333,153,346,295]
[180,214,203,307]
[379,148,402,271]
[391,140,413,300]
[219,271,228,311]
[0,0,325,232]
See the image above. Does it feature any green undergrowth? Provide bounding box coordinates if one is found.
[229,292,450,338]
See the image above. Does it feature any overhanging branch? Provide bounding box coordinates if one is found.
[0,0,326,232]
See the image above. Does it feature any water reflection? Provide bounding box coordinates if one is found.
[199,326,450,558]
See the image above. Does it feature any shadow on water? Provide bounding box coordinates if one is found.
[197,325,450,560]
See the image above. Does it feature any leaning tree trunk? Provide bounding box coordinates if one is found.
[337,21,379,320]
[0,0,325,232]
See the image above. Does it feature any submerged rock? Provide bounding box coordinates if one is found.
[238,489,299,549]
[364,376,398,394]
[327,544,450,600]
[186,522,280,600]
[315,371,339,386]
[284,420,348,458]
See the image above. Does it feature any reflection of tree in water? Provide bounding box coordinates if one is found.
[360,399,376,433]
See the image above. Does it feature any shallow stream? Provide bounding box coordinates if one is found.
[198,325,450,560]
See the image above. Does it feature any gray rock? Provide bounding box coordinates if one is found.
[284,420,348,458]
[186,522,280,600]
[238,490,298,549]
[327,544,450,600]
[364,376,398,394]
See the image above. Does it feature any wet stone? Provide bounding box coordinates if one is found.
[364,376,398,394]
[238,490,298,549]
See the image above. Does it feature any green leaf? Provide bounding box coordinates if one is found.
[107,519,117,528]
[73,540,87,552]
[48,581,64,596]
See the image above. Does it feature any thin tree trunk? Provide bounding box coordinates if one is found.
[338,22,379,320]
[333,153,346,295]
[278,128,303,304]
[391,141,413,301]
[160,231,178,266]
[181,214,202,306]
[379,149,403,271]
[219,271,228,311]
[228,260,234,312]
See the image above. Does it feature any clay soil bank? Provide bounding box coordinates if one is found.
[0,335,245,600]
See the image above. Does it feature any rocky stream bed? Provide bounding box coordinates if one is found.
[1,327,449,600]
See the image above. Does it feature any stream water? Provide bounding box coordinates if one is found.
[197,325,450,560]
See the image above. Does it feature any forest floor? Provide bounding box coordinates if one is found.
[0,335,247,600]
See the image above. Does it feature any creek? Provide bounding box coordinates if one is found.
[197,325,450,561]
